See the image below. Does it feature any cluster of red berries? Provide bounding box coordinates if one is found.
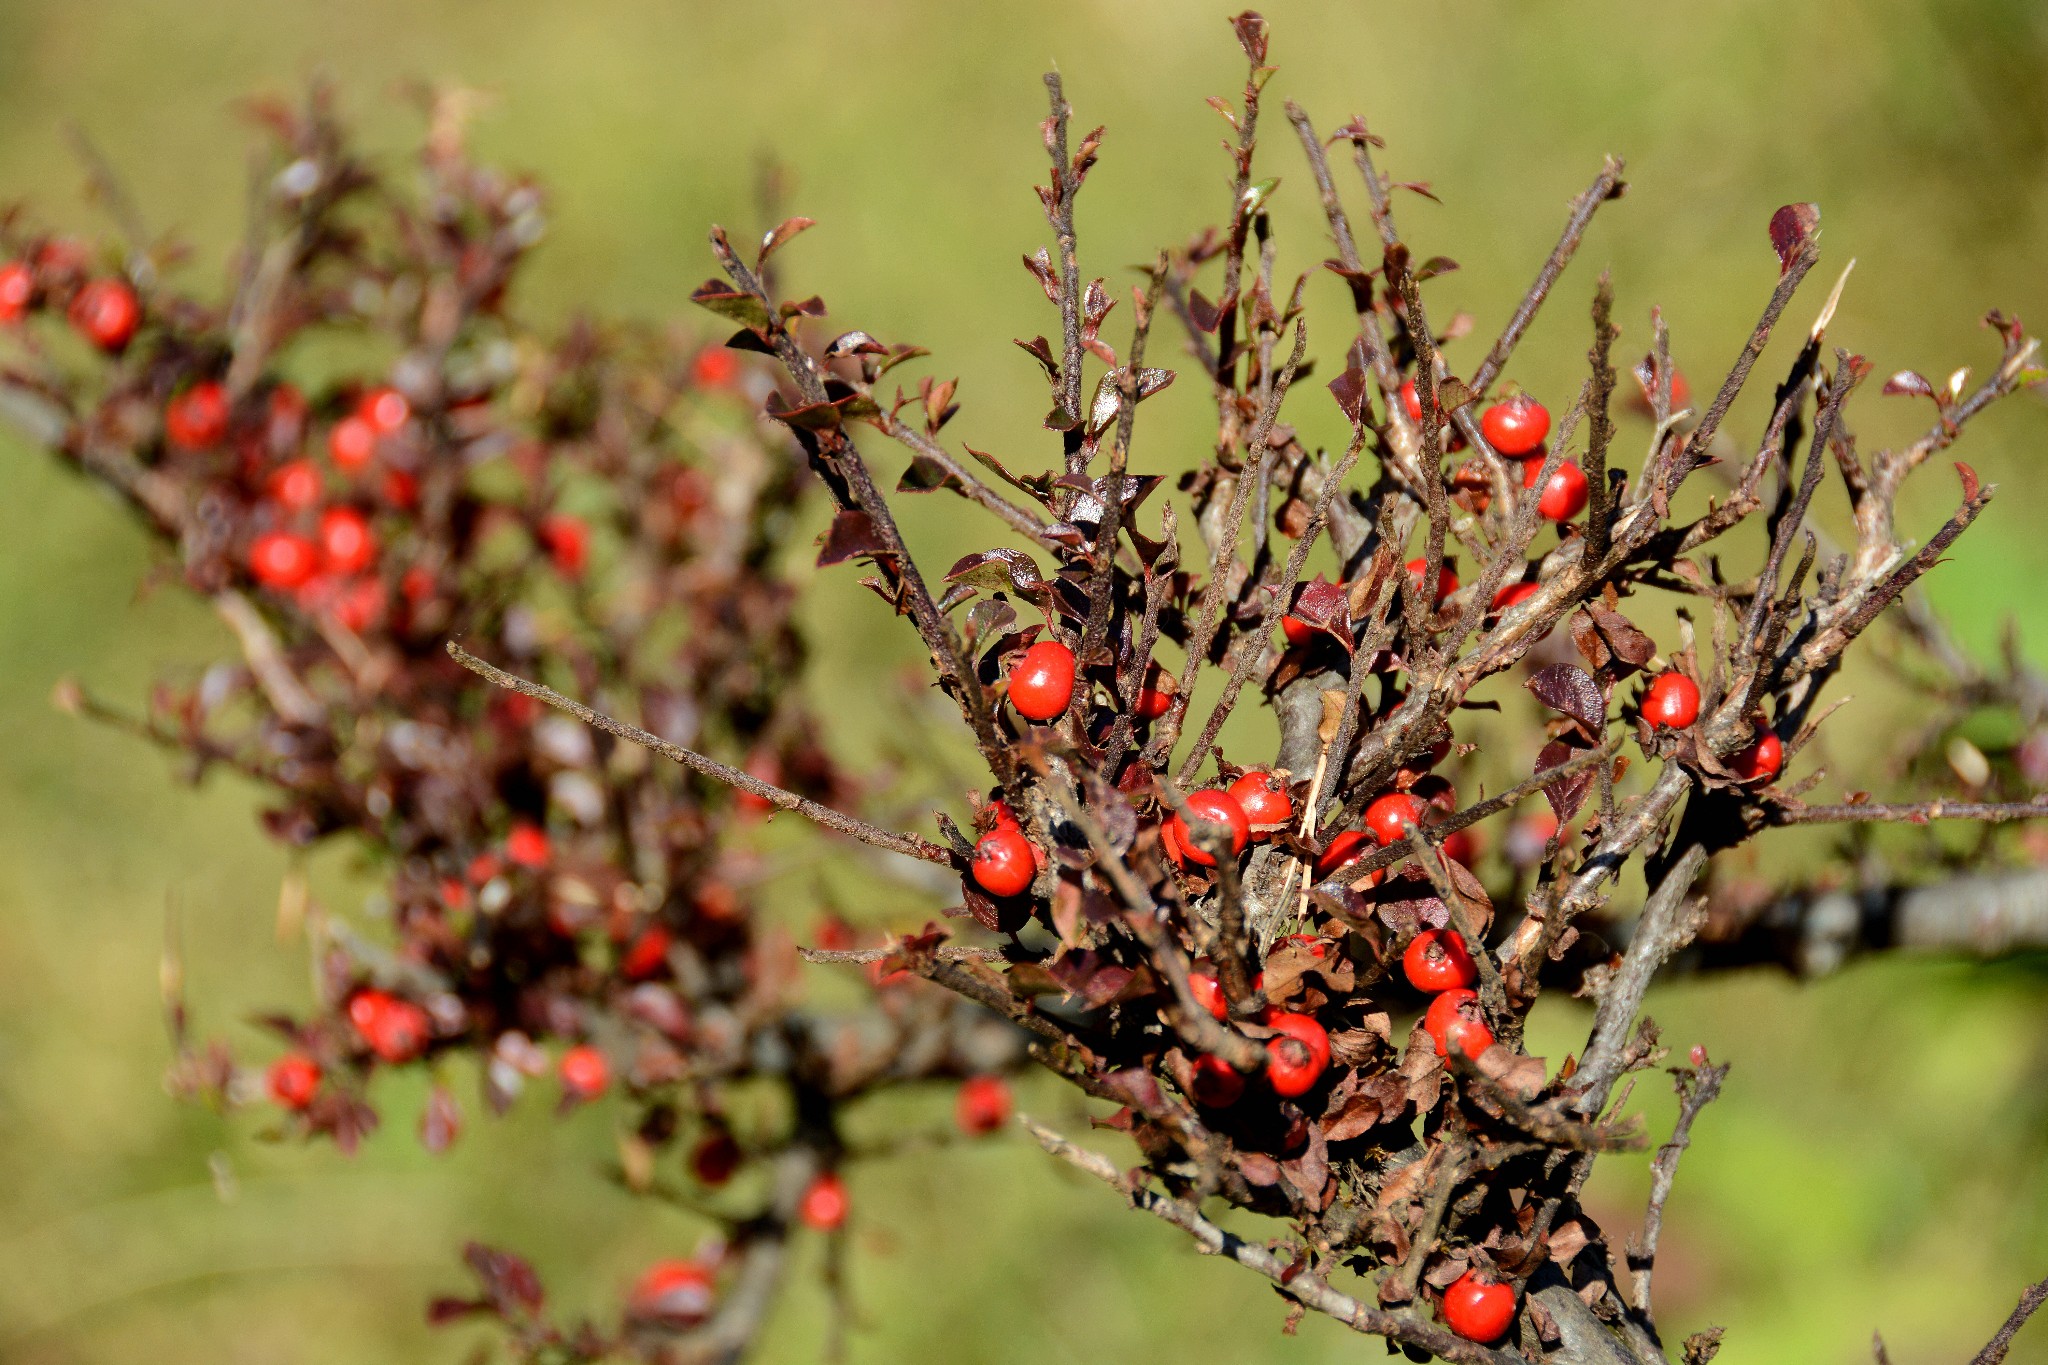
[0,242,142,350]
[1641,670,1782,780]
[1401,384,1584,523]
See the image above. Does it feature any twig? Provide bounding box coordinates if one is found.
[1569,843,1708,1115]
[1969,1277,2048,1365]
[446,642,953,866]
[1468,159,1626,396]
[1627,1059,1728,1317]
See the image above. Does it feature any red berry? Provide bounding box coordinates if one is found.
[1135,685,1172,720]
[1527,459,1588,521]
[324,575,387,634]
[1443,1271,1517,1343]
[690,1130,743,1185]
[1490,581,1540,613]
[248,531,319,590]
[1643,672,1701,729]
[165,381,230,451]
[622,926,672,981]
[328,415,377,472]
[317,506,377,576]
[1480,394,1550,456]
[1188,1053,1245,1108]
[1423,988,1495,1060]
[1228,770,1293,835]
[693,348,739,389]
[1403,929,1478,993]
[268,459,322,512]
[380,468,419,509]
[1406,557,1458,605]
[347,989,431,1063]
[1729,729,1783,781]
[799,1172,849,1230]
[1365,792,1426,846]
[357,386,410,435]
[1188,971,1228,1020]
[540,513,590,578]
[1169,789,1251,868]
[1442,827,1479,866]
[1400,378,1424,423]
[0,260,32,322]
[266,1052,321,1109]
[1008,639,1076,721]
[506,820,552,869]
[628,1259,715,1327]
[69,278,139,351]
[985,799,1024,831]
[559,1044,610,1099]
[1264,1012,1331,1097]
[1314,829,1382,884]
[971,826,1037,898]
[954,1075,1013,1136]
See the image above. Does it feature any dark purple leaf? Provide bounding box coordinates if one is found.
[897,455,963,493]
[945,548,1048,596]
[825,329,887,360]
[1527,663,1605,735]
[463,1242,543,1314]
[1328,361,1370,423]
[817,510,889,567]
[1537,739,1596,822]
[1413,255,1459,282]
[1768,203,1820,273]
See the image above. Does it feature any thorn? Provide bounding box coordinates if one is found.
[1810,258,1855,341]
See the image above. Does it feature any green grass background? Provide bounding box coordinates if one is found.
[0,1,2044,1362]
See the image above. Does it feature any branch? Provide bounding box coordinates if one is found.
[446,642,953,866]
[1627,1059,1728,1317]
[1970,1277,2048,1365]
[1569,843,1708,1115]
[1468,158,1627,395]
[1018,1116,1524,1365]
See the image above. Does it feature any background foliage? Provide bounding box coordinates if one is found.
[0,2,2042,1362]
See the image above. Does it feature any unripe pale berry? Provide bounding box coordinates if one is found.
[1008,639,1076,721]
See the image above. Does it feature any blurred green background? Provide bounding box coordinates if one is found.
[1,1,2044,1362]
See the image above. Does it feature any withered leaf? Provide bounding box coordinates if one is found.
[757,216,816,266]
[1768,202,1820,273]
[688,279,770,330]
[816,510,889,567]
[1527,663,1605,736]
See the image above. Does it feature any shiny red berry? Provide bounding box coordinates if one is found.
[0,260,32,322]
[628,1259,715,1327]
[1643,672,1701,729]
[506,820,552,869]
[1008,640,1076,721]
[799,1172,849,1230]
[1169,789,1251,868]
[985,799,1025,831]
[328,415,377,472]
[268,459,322,512]
[347,989,430,1063]
[1135,685,1173,720]
[1423,988,1495,1060]
[1527,459,1588,521]
[971,826,1037,897]
[693,348,738,389]
[324,575,386,634]
[1730,729,1783,781]
[690,1130,743,1185]
[1406,557,1458,605]
[559,1044,610,1099]
[1490,581,1540,613]
[1227,770,1293,835]
[955,1075,1013,1136]
[1188,1053,1245,1107]
[621,926,672,981]
[1442,827,1479,866]
[380,468,418,509]
[1264,1011,1331,1097]
[540,513,589,578]
[1188,971,1228,1020]
[1365,792,1426,845]
[317,506,377,576]
[164,381,230,451]
[358,386,410,435]
[69,278,139,351]
[249,531,319,590]
[1480,394,1550,456]
[266,1052,321,1109]
[1314,829,1382,884]
[1403,929,1478,993]
[1443,1271,1517,1343]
